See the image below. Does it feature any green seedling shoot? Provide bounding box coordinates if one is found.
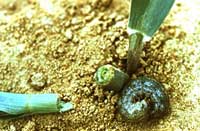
[0,92,73,119]
[127,0,175,75]
[95,0,174,92]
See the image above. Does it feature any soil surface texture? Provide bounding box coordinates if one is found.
[0,0,200,130]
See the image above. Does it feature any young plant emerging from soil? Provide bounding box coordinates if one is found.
[127,0,175,75]
[95,0,174,122]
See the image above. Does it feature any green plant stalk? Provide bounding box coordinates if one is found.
[94,64,129,92]
[0,92,73,119]
[127,0,174,75]
[128,0,175,37]
[127,33,143,75]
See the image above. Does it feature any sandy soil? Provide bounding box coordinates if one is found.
[0,0,200,130]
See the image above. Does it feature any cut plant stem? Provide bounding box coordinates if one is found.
[127,32,143,75]
[0,92,73,119]
[94,64,129,92]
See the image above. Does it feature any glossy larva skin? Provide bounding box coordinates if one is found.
[118,76,169,122]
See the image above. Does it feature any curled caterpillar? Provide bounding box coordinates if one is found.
[118,76,169,122]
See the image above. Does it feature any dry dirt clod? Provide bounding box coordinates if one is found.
[81,5,92,15]
[21,121,36,131]
[65,29,73,40]
[29,72,46,90]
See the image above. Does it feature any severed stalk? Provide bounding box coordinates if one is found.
[0,92,73,119]
[94,64,129,92]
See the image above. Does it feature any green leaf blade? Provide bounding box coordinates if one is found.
[128,0,175,37]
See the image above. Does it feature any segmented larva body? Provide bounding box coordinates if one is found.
[118,76,169,122]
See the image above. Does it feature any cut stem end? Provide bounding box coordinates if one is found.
[95,65,129,92]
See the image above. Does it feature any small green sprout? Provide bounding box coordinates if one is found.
[0,92,73,119]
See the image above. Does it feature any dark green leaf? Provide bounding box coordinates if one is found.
[128,0,175,37]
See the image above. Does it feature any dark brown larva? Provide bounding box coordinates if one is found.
[118,76,169,122]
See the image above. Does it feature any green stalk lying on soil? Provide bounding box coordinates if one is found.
[0,92,73,119]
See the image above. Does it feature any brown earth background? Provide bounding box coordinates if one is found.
[0,0,200,130]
